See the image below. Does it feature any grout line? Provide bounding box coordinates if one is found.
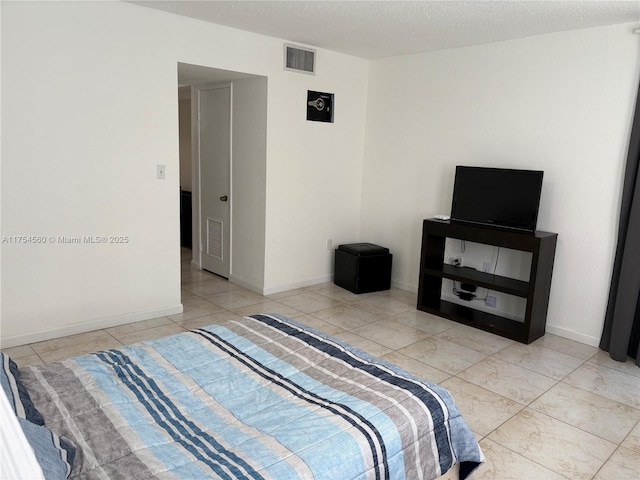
[478,437,575,480]
[36,353,46,365]
[585,356,640,380]
[618,418,640,447]
[526,389,636,447]
[102,328,125,345]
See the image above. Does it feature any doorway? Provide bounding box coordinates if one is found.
[177,63,268,293]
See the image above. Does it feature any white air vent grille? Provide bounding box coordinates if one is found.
[206,218,223,260]
[284,43,316,75]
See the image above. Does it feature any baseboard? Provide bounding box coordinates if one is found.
[229,274,264,295]
[263,274,333,296]
[391,279,418,293]
[262,277,414,297]
[0,304,184,349]
[545,323,600,347]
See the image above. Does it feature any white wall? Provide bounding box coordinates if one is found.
[4,2,634,349]
[0,2,3,342]
[0,1,368,346]
[263,52,370,292]
[361,24,640,346]
[230,77,268,292]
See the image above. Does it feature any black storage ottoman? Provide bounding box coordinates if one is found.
[334,243,392,294]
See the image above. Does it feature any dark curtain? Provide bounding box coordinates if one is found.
[600,81,640,366]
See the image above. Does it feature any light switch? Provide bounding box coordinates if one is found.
[157,164,166,180]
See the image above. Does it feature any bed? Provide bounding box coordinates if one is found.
[4,314,483,479]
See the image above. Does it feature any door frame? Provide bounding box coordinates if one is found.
[191,82,233,275]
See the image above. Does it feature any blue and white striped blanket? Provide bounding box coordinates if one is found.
[21,314,483,479]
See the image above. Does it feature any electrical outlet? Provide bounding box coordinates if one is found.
[449,256,462,267]
[326,239,333,251]
[485,296,497,308]
[483,261,491,273]
[156,164,166,180]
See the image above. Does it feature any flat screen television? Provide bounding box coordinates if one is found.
[450,166,544,232]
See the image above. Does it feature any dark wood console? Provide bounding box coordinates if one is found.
[417,219,558,344]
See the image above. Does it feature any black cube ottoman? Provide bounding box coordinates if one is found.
[334,243,392,294]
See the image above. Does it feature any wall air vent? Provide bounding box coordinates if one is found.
[284,43,316,75]
[206,217,223,261]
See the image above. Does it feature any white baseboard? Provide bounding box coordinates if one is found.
[229,274,264,295]
[391,279,418,293]
[545,323,600,347]
[262,275,333,296]
[264,277,415,296]
[261,277,415,297]
[0,304,184,349]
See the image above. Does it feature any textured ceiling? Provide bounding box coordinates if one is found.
[132,0,640,59]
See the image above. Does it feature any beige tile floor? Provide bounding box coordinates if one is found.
[3,248,639,479]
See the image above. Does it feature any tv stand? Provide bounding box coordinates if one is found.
[417,219,557,344]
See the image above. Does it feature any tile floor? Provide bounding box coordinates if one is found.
[3,249,639,479]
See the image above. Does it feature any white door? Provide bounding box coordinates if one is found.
[198,84,231,277]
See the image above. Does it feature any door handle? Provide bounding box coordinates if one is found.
[220,195,228,202]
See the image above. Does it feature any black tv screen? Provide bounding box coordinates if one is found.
[450,166,543,232]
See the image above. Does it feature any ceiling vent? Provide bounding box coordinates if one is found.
[284,43,316,75]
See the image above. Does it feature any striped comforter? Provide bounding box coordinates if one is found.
[20,314,483,479]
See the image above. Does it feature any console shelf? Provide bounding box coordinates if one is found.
[417,219,558,344]
[425,265,530,297]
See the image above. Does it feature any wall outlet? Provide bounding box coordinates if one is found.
[449,256,462,266]
[326,239,333,251]
[485,296,497,308]
[156,164,166,180]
